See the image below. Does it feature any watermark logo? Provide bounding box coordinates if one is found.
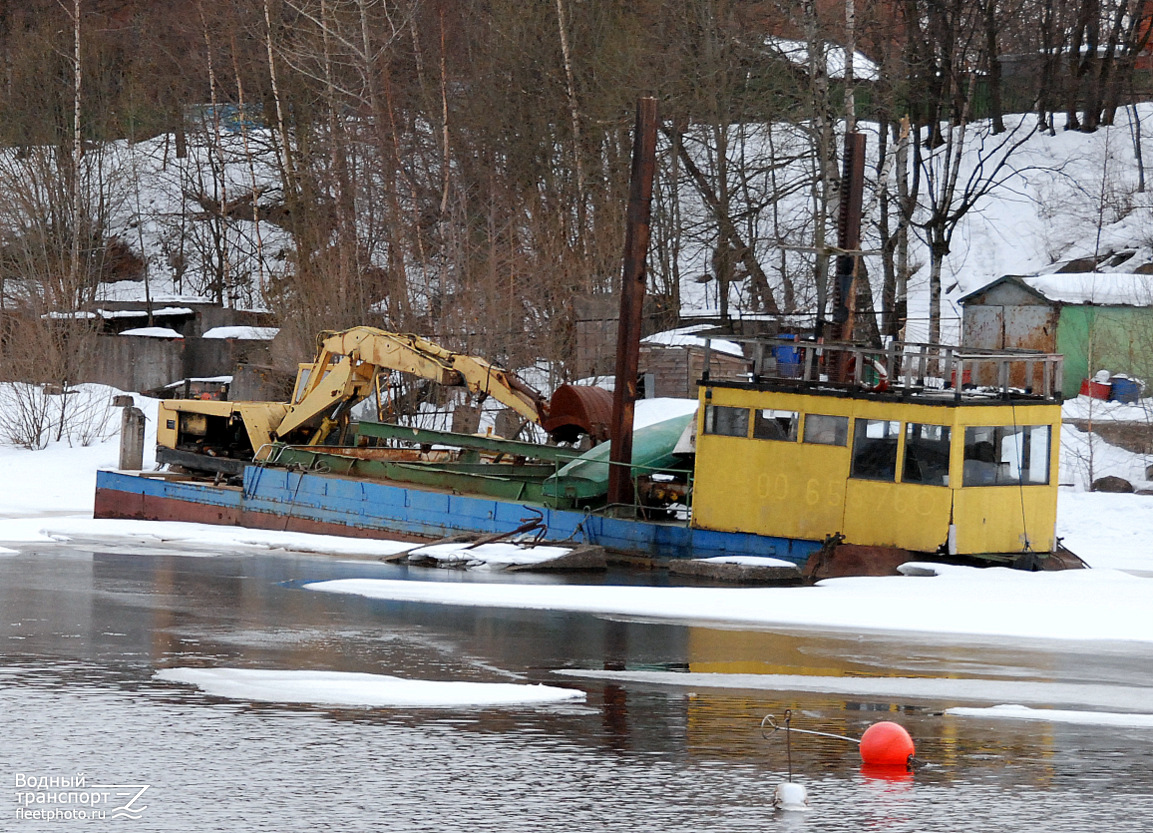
[14,773,150,822]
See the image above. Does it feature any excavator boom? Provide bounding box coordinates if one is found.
[156,326,611,474]
[273,327,550,440]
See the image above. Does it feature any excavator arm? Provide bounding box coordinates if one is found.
[156,325,610,474]
[271,327,551,442]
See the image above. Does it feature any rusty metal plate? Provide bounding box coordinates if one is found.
[544,384,613,444]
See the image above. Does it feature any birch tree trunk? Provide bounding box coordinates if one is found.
[69,0,82,305]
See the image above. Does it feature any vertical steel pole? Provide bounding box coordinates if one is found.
[608,97,658,508]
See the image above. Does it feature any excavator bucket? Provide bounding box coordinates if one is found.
[544,383,613,445]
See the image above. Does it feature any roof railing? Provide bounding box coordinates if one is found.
[700,337,1064,402]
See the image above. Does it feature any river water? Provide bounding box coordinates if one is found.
[2,546,1152,832]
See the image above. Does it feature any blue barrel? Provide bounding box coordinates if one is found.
[1110,376,1142,404]
[773,340,801,378]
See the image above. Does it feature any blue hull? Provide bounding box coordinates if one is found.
[94,467,822,565]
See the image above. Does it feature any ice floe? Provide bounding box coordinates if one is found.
[304,564,1153,644]
[946,704,1153,728]
[153,667,586,708]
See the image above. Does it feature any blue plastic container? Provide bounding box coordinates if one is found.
[772,339,801,378]
[1110,376,1142,404]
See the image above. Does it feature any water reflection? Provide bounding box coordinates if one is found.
[1,547,1153,831]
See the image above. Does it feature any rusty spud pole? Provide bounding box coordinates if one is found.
[832,131,866,383]
[833,131,866,341]
[607,97,658,509]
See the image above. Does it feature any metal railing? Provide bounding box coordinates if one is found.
[702,337,1064,403]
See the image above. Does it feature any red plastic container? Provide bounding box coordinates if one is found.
[1080,378,1111,399]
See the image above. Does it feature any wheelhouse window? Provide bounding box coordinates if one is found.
[803,414,848,446]
[753,409,799,441]
[904,423,951,486]
[850,419,900,481]
[963,425,1050,486]
[704,405,749,438]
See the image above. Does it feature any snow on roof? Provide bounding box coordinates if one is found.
[44,311,98,320]
[201,326,279,340]
[642,324,745,358]
[1022,273,1153,305]
[44,306,195,320]
[762,37,880,81]
[99,306,194,319]
[119,326,184,338]
[962,273,1153,306]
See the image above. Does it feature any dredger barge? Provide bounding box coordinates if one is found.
[94,327,1082,579]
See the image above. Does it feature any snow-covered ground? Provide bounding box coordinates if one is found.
[29,103,1153,352]
[668,105,1153,354]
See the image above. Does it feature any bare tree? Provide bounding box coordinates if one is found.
[0,45,126,446]
[912,104,1038,342]
[1065,0,1152,132]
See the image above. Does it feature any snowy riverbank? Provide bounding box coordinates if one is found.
[1,385,1151,647]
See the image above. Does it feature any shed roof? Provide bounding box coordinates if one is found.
[202,326,279,340]
[642,325,745,358]
[960,273,1153,307]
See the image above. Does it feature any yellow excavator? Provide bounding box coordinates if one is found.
[156,326,611,475]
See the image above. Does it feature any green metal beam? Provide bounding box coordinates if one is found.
[354,421,583,464]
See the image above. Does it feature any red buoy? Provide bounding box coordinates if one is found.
[859,721,915,766]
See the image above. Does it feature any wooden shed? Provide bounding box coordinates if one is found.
[639,326,750,399]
